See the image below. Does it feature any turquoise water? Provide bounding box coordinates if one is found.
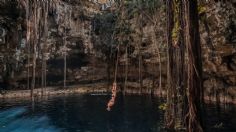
[0,94,235,132]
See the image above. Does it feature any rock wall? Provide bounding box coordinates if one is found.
[200,1,236,100]
[0,0,236,101]
[0,0,109,89]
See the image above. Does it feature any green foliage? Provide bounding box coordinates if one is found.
[93,0,162,59]
[171,0,180,44]
[121,0,161,15]
[198,5,206,15]
[93,13,117,35]
[198,4,207,22]
[172,20,179,43]
[158,103,167,111]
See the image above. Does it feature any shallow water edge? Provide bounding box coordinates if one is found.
[0,82,235,105]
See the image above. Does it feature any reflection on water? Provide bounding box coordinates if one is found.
[0,94,235,132]
[0,107,61,132]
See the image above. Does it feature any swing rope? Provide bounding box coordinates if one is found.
[106,44,119,111]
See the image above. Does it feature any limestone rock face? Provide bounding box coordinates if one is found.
[200,1,236,93]
[0,0,107,88]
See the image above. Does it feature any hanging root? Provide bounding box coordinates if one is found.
[185,103,203,132]
[106,82,117,111]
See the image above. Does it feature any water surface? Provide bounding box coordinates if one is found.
[0,94,235,132]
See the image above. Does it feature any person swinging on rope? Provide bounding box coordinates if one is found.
[106,82,117,111]
[107,44,119,111]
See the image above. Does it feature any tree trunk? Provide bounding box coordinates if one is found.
[183,0,204,131]
[174,0,187,128]
[165,0,175,129]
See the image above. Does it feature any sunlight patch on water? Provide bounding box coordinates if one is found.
[0,107,61,132]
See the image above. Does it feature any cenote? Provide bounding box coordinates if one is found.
[0,94,235,132]
[1,0,236,131]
